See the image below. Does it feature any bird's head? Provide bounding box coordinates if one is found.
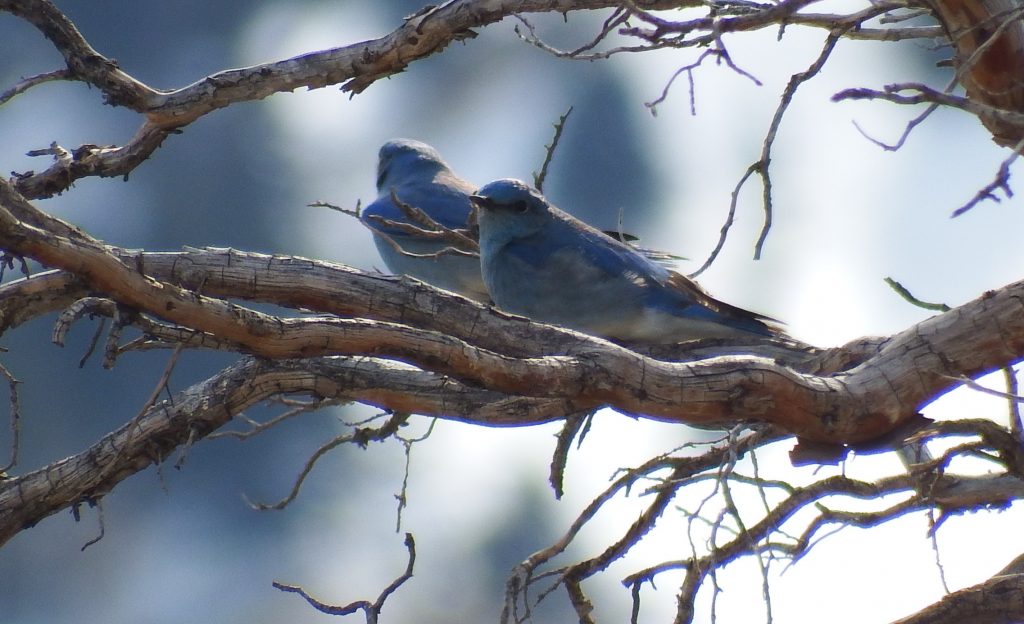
[470,179,551,242]
[376,139,449,191]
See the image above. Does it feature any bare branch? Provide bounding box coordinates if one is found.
[504,428,787,621]
[514,10,634,60]
[248,412,408,511]
[752,29,844,260]
[208,397,348,441]
[953,374,1024,404]
[393,418,434,531]
[514,413,1024,622]
[834,80,1024,216]
[382,187,479,254]
[884,277,952,312]
[533,106,574,192]
[689,162,759,279]
[0,251,838,368]
[0,68,72,105]
[692,30,844,275]
[929,0,1024,147]
[0,356,579,546]
[1006,366,1024,442]
[548,411,591,499]
[1,0,687,199]
[0,0,954,200]
[951,135,1024,217]
[0,0,153,108]
[852,101,942,151]
[891,560,1024,624]
[833,82,1024,127]
[0,362,21,474]
[2,192,1023,446]
[308,199,362,219]
[645,46,762,117]
[274,532,416,623]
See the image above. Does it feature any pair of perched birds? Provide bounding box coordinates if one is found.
[359,139,780,344]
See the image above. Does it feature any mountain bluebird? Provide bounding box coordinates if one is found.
[360,139,680,303]
[360,139,490,301]
[471,179,779,343]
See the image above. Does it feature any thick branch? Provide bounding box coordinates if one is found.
[2,0,685,198]
[2,185,1024,444]
[0,248,878,372]
[926,0,1024,146]
[893,566,1024,624]
[0,356,575,547]
[0,0,153,108]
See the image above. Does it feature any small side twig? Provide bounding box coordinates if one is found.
[79,498,106,551]
[513,11,643,61]
[533,106,574,193]
[389,189,477,250]
[548,410,590,499]
[309,199,361,219]
[208,397,346,441]
[752,29,844,261]
[395,417,434,532]
[1005,367,1023,443]
[689,163,759,279]
[926,507,951,593]
[362,189,479,261]
[274,532,416,624]
[248,411,409,511]
[833,83,1024,126]
[953,375,1024,404]
[884,277,951,312]
[0,363,21,474]
[853,101,942,152]
[364,220,480,261]
[645,43,762,117]
[951,135,1024,218]
[135,343,186,423]
[0,69,74,105]
[691,30,843,276]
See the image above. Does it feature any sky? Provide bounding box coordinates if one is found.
[1,1,1023,623]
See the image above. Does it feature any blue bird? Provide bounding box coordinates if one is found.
[360,140,681,303]
[470,179,780,343]
[360,139,489,301]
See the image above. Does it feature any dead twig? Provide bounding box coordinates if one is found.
[247,411,409,511]
[533,106,574,193]
[0,68,73,105]
[274,532,416,624]
[0,363,21,475]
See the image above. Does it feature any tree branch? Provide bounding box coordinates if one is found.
[3,180,1024,445]
[0,356,576,547]
[892,561,1024,624]
[1,0,685,199]
[926,0,1024,147]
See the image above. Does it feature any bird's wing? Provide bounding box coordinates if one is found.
[568,214,678,284]
[601,231,687,266]
[663,271,781,330]
[556,211,781,332]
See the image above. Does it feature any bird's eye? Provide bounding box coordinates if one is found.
[513,200,528,213]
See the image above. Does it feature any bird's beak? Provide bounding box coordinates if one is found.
[469,194,492,210]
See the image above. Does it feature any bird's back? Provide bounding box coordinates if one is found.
[485,203,777,342]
